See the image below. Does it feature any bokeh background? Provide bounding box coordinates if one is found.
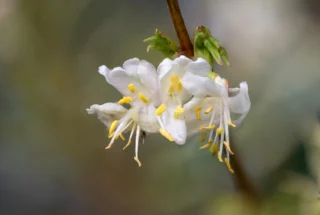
[0,0,319,214]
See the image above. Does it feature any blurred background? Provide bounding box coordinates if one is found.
[0,0,319,214]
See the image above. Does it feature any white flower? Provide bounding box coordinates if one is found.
[87,58,164,166]
[154,56,211,144]
[182,73,251,173]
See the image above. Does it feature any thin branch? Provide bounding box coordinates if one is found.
[166,0,194,58]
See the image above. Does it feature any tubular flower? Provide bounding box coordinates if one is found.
[156,56,211,144]
[87,58,167,166]
[182,71,251,173]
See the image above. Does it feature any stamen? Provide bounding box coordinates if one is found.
[210,142,219,156]
[204,106,214,114]
[119,134,125,141]
[198,132,207,142]
[223,141,234,155]
[139,93,149,103]
[227,120,236,128]
[159,128,174,142]
[199,140,212,150]
[123,123,136,150]
[174,105,184,119]
[177,82,183,91]
[128,83,137,93]
[109,120,118,136]
[218,152,223,162]
[199,125,215,130]
[118,96,132,105]
[195,106,202,121]
[224,157,234,173]
[134,125,142,167]
[168,85,175,93]
[155,104,167,116]
[216,127,224,135]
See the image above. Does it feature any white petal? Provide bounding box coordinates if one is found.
[86,103,127,127]
[185,57,211,76]
[99,65,136,95]
[161,102,187,145]
[181,72,225,97]
[228,82,251,124]
[173,55,193,68]
[157,58,174,80]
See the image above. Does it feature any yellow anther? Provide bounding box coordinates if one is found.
[174,105,184,119]
[109,120,118,136]
[134,156,142,167]
[199,125,216,130]
[170,74,180,83]
[198,132,207,142]
[139,93,149,103]
[199,140,212,150]
[168,84,175,93]
[155,104,167,115]
[118,96,132,104]
[128,83,137,93]
[177,82,183,91]
[210,142,219,156]
[224,158,234,174]
[119,134,125,141]
[218,152,223,162]
[159,128,174,142]
[108,132,114,138]
[204,106,214,114]
[195,106,202,121]
[227,120,236,128]
[168,74,182,93]
[223,141,234,155]
[216,127,224,135]
[123,140,131,150]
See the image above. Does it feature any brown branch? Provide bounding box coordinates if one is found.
[166,0,194,58]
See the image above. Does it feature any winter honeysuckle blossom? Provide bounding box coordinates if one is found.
[87,56,250,172]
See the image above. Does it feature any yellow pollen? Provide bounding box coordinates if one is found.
[199,125,216,130]
[195,106,202,120]
[155,104,167,115]
[223,141,234,155]
[199,140,212,150]
[210,142,219,156]
[170,74,180,83]
[118,96,132,104]
[224,158,234,174]
[198,133,207,142]
[134,156,142,167]
[109,120,118,136]
[216,127,224,135]
[177,82,183,91]
[218,152,223,162]
[159,128,174,142]
[128,83,137,93]
[227,120,236,128]
[108,132,114,138]
[123,140,131,150]
[204,106,214,114]
[139,93,149,103]
[174,105,184,119]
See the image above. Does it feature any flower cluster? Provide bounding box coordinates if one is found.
[86,56,250,172]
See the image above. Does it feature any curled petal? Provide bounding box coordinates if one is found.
[228,82,251,124]
[86,103,127,127]
[181,72,225,97]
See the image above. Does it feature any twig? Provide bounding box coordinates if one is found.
[166,0,194,58]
